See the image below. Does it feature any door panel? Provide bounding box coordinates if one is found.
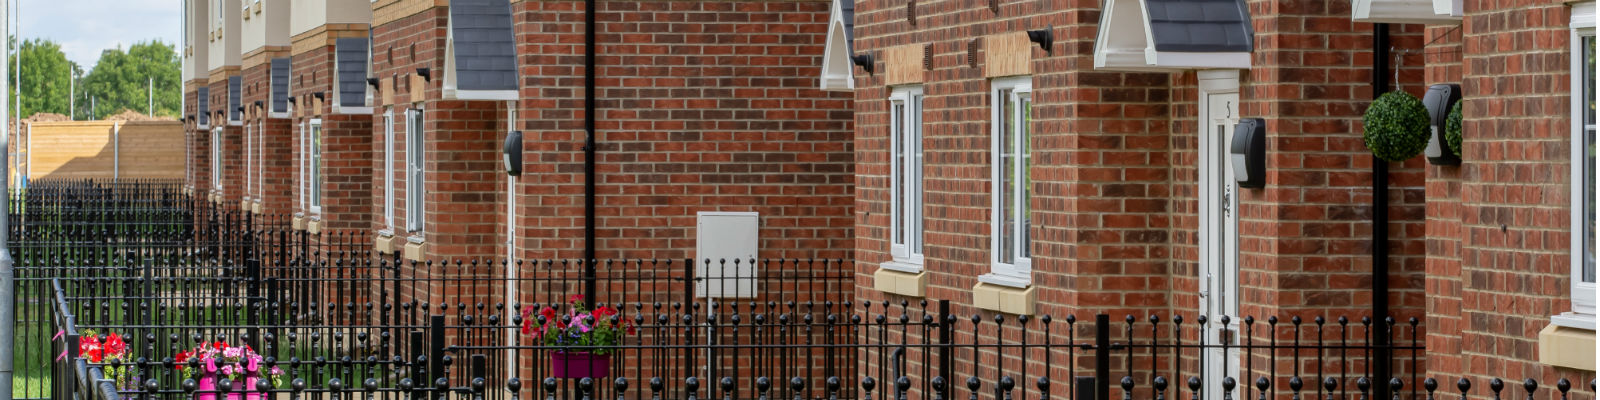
[1200,91,1240,400]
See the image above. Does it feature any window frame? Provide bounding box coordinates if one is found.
[1560,0,1597,330]
[308,119,323,215]
[405,108,426,235]
[383,109,396,234]
[985,76,1034,287]
[887,85,926,270]
[298,119,307,211]
[243,122,253,201]
[211,127,223,191]
[256,120,264,201]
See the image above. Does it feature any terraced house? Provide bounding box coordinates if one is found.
[179,0,1595,395]
[848,0,1596,393]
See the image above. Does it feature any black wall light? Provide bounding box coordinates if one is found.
[287,97,297,105]
[1423,83,1461,165]
[1231,118,1267,189]
[416,68,432,82]
[312,92,326,101]
[503,130,523,176]
[367,77,380,88]
[253,100,263,109]
[851,52,874,75]
[1028,26,1053,55]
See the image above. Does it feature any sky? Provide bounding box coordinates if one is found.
[22,0,180,69]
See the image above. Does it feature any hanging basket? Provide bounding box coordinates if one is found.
[1444,101,1463,158]
[1361,91,1432,163]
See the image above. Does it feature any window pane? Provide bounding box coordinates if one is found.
[892,101,905,248]
[998,88,1015,265]
[311,123,322,207]
[1587,36,1597,283]
[1019,93,1032,259]
[912,94,925,256]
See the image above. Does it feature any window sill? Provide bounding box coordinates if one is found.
[375,233,397,254]
[307,219,324,235]
[402,239,427,262]
[1538,322,1595,371]
[1551,312,1595,330]
[291,215,307,231]
[879,260,923,274]
[873,267,927,298]
[977,273,1031,289]
[972,281,1036,315]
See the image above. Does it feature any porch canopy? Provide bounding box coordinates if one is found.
[1093,0,1253,72]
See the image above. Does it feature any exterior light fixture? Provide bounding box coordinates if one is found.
[503,130,523,176]
[1422,83,1461,165]
[312,92,325,101]
[416,68,432,82]
[1231,118,1267,189]
[851,52,874,75]
[367,77,380,88]
[1028,26,1053,55]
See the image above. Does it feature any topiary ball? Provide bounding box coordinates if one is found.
[1361,91,1431,163]
[1444,101,1463,157]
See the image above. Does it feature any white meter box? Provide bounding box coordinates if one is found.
[695,212,759,298]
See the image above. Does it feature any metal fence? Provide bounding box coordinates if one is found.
[12,179,1592,400]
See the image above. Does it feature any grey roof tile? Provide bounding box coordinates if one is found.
[270,58,290,113]
[1146,0,1253,53]
[336,38,370,107]
[449,0,517,91]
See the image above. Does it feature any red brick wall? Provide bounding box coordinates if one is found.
[511,0,856,262]
[1423,24,1468,384]
[849,0,1433,393]
[372,7,507,260]
[292,42,378,231]
[241,61,297,216]
[208,77,245,203]
[1427,0,1599,393]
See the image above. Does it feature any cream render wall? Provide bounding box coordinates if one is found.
[207,0,241,71]
[184,0,209,81]
[290,0,371,36]
[241,0,291,54]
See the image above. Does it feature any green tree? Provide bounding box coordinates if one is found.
[7,38,80,119]
[79,40,180,120]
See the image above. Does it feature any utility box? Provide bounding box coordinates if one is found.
[695,212,759,298]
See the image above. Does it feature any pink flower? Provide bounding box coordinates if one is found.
[220,364,235,376]
[222,347,243,359]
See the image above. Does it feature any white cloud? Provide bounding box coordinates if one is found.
[20,0,180,69]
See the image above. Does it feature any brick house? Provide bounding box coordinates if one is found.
[183,0,857,266]
[847,0,1593,393]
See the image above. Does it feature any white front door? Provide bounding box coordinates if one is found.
[1197,70,1241,400]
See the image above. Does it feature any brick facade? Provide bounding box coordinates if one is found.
[207,77,245,203]
[1424,0,1599,389]
[510,0,856,262]
[292,39,376,232]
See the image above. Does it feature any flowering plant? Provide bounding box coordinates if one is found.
[80,329,139,391]
[174,341,285,388]
[522,294,634,355]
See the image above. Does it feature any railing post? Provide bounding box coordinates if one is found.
[1095,315,1111,400]
[430,315,447,399]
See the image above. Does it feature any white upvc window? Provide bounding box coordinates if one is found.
[298,119,307,211]
[211,127,222,191]
[405,108,425,234]
[308,119,323,215]
[383,110,396,233]
[1560,1,1597,330]
[255,120,264,200]
[985,76,1033,287]
[243,123,253,200]
[888,86,926,270]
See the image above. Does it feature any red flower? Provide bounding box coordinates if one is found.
[568,294,584,303]
[102,333,126,358]
[540,307,557,322]
[79,335,103,362]
[594,306,617,318]
[624,320,637,335]
[212,341,226,351]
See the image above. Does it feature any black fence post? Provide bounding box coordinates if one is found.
[939,300,953,386]
[412,330,428,400]
[1096,314,1111,400]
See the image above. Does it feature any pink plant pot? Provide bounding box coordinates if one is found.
[551,352,611,379]
[194,359,265,400]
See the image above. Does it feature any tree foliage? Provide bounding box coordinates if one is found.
[8,38,80,118]
[77,40,180,119]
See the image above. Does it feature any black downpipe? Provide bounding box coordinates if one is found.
[1370,22,1392,400]
[583,0,598,308]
